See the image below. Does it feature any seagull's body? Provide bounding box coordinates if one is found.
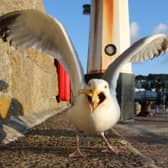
[0,9,168,157]
[67,79,120,133]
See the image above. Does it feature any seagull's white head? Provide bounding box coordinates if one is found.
[79,79,110,112]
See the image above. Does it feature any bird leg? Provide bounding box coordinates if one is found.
[100,132,120,154]
[69,134,84,158]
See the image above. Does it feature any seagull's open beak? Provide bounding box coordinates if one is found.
[79,89,100,112]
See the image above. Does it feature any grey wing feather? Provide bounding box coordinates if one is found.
[103,34,168,91]
[0,9,84,99]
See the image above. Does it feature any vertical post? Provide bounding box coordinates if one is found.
[87,0,132,74]
[85,0,134,121]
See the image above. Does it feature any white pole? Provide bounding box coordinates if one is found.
[87,0,132,74]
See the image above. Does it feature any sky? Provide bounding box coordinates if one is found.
[43,0,168,76]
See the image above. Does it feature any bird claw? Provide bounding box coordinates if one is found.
[69,150,85,158]
[101,147,120,154]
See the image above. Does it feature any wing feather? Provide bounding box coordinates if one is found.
[0,9,84,98]
[103,34,168,91]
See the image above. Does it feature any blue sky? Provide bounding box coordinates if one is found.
[43,0,168,75]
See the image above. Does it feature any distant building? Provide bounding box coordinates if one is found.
[135,74,168,101]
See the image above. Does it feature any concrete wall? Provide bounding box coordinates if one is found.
[0,0,71,142]
[0,0,62,120]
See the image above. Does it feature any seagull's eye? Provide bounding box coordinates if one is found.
[104,85,108,89]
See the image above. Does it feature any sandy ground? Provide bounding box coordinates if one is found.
[0,113,167,168]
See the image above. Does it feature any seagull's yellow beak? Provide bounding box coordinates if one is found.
[79,89,100,112]
[78,89,91,96]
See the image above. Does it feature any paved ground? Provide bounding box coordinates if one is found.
[116,114,168,168]
[0,112,167,168]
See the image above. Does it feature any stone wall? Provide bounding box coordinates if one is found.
[0,0,62,119]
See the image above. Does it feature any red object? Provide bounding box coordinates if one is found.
[54,59,71,101]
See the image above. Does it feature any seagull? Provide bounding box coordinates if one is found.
[0,9,168,157]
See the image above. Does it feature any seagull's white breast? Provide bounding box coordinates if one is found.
[90,96,120,132]
[66,94,120,133]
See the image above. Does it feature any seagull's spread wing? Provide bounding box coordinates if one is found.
[0,9,84,98]
[103,34,168,91]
